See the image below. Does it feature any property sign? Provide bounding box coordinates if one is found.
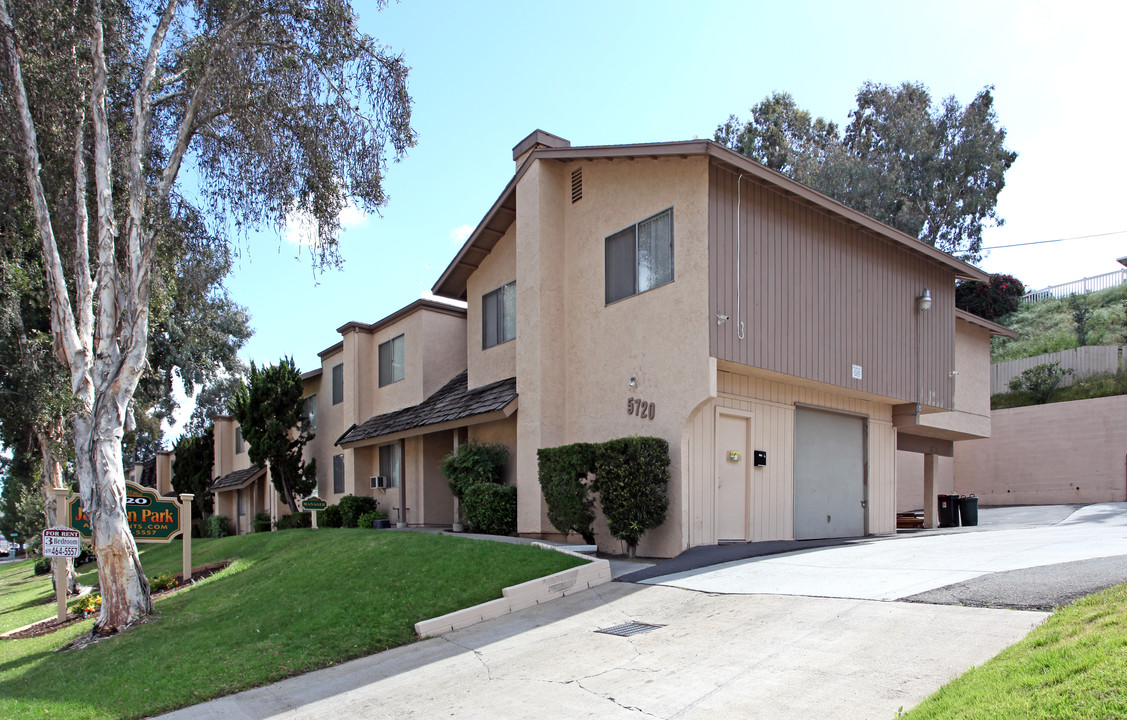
[68,482,182,543]
[301,496,327,511]
[42,526,82,558]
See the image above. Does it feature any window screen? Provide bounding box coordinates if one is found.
[379,335,405,387]
[331,363,343,405]
[605,207,674,304]
[332,453,344,494]
[482,281,516,349]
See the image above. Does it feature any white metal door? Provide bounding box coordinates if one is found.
[793,408,865,540]
[716,410,751,542]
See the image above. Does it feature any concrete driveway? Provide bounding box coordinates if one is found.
[158,503,1127,720]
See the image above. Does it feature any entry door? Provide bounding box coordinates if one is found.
[716,410,751,542]
[793,408,865,540]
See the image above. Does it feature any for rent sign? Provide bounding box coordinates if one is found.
[69,482,182,543]
[42,526,82,557]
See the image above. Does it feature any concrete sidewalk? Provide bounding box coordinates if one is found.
[157,583,1045,720]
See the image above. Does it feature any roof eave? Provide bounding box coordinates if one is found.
[955,309,1019,338]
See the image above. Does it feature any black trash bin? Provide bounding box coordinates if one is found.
[937,494,961,528]
[958,495,979,527]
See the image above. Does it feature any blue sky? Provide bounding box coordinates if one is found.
[222,0,1127,376]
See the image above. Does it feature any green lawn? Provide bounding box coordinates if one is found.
[902,583,1127,719]
[0,529,587,719]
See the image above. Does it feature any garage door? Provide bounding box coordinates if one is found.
[794,408,865,540]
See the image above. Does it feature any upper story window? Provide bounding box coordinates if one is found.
[482,281,516,349]
[378,334,405,387]
[605,207,674,305]
[332,453,344,494]
[303,394,317,430]
[235,426,244,454]
[331,363,343,405]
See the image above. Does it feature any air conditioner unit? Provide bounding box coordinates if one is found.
[370,475,388,489]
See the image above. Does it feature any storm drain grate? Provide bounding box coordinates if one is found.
[595,621,665,637]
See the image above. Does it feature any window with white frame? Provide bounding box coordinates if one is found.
[605,207,674,305]
[303,394,317,430]
[332,453,344,494]
[482,281,516,349]
[378,442,401,489]
[378,334,405,387]
[331,363,343,405]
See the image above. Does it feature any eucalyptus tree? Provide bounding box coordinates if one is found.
[716,82,1017,263]
[0,0,414,632]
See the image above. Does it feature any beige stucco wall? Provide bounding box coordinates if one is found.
[954,395,1127,505]
[420,311,469,397]
[683,366,898,546]
[467,226,517,390]
[508,156,714,557]
[896,450,955,511]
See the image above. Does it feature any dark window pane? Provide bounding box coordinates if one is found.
[482,288,499,348]
[378,335,404,387]
[332,453,344,494]
[332,363,343,405]
[605,226,636,304]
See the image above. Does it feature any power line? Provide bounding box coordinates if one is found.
[982,230,1127,250]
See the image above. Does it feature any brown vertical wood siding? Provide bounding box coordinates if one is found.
[709,163,956,410]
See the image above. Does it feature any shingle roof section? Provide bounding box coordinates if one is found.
[210,465,265,491]
[339,370,516,445]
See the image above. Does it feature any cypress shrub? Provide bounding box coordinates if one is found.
[537,443,598,544]
[595,436,670,558]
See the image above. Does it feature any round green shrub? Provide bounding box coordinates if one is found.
[462,483,517,536]
[440,441,509,500]
[206,515,230,539]
[276,511,312,530]
[34,557,52,575]
[252,511,272,533]
[320,505,343,528]
[595,436,670,557]
[337,494,380,527]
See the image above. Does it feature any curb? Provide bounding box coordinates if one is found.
[414,544,611,638]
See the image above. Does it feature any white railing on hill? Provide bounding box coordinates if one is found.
[991,345,1126,394]
[1021,268,1127,303]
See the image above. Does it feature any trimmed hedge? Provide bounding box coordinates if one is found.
[462,483,517,536]
[595,436,670,557]
[252,511,272,533]
[276,511,311,530]
[537,443,598,544]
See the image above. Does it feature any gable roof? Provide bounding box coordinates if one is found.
[337,370,517,447]
[432,137,989,299]
[210,465,266,492]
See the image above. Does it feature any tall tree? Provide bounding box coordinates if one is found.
[229,358,315,512]
[0,0,414,632]
[171,425,214,522]
[716,82,1017,263]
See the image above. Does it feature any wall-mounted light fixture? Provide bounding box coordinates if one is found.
[716,314,729,325]
[917,288,932,312]
[628,376,637,389]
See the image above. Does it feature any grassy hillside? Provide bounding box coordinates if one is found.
[0,529,587,719]
[991,283,1127,362]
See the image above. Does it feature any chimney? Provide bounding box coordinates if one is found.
[513,130,570,169]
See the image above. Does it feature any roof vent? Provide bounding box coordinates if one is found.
[571,167,582,203]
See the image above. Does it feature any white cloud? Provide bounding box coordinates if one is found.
[449,224,474,245]
[283,200,369,247]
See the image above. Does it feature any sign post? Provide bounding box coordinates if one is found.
[45,488,79,621]
[301,496,327,529]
